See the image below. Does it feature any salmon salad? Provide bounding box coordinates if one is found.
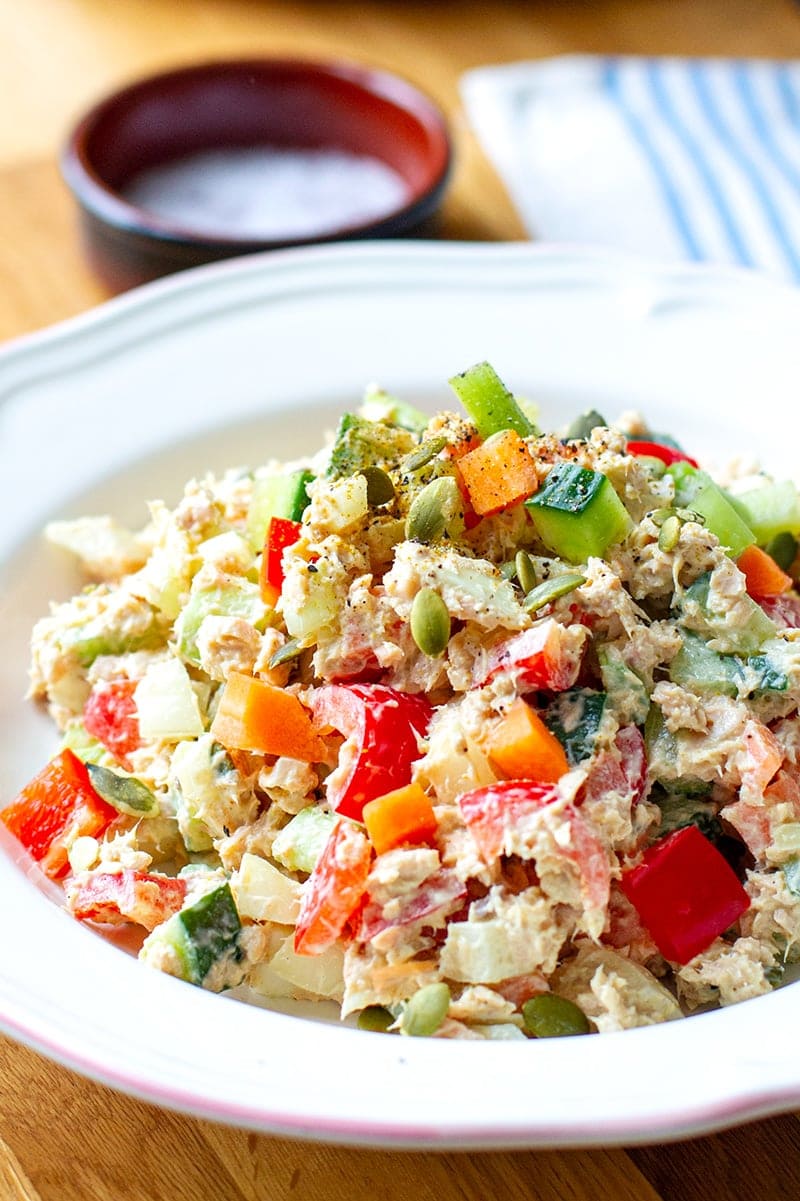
[6,360,800,1041]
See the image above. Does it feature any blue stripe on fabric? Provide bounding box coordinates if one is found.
[733,63,800,198]
[689,60,800,280]
[645,59,754,267]
[603,59,703,260]
[776,63,800,129]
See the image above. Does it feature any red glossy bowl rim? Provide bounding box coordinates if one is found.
[61,56,453,250]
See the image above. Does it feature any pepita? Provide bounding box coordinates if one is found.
[401,435,448,473]
[523,573,586,613]
[400,982,451,1037]
[86,762,160,818]
[267,638,304,670]
[410,588,451,657]
[360,466,395,507]
[357,1005,395,1032]
[405,477,460,543]
[515,549,538,596]
[658,514,681,552]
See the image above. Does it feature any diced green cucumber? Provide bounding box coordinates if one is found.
[597,645,650,725]
[325,414,414,480]
[669,632,740,696]
[448,361,537,440]
[667,465,755,559]
[644,703,677,770]
[246,468,314,550]
[543,688,607,766]
[652,786,720,840]
[170,734,253,852]
[728,480,800,545]
[525,463,632,563]
[65,616,167,669]
[564,410,607,441]
[783,858,800,897]
[271,806,337,874]
[360,386,430,434]
[141,883,242,987]
[175,579,270,667]
[680,571,776,654]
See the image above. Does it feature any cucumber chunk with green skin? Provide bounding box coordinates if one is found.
[143,883,242,987]
[525,463,632,564]
[597,646,650,725]
[728,480,800,545]
[666,464,755,559]
[652,787,720,840]
[783,858,800,898]
[271,806,337,874]
[679,571,776,655]
[325,414,414,480]
[246,469,314,549]
[175,580,270,667]
[448,361,537,440]
[543,688,607,766]
[669,632,740,696]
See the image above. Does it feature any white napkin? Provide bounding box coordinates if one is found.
[461,55,800,282]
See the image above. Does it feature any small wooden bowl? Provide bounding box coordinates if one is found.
[62,58,452,291]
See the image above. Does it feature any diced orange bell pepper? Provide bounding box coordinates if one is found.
[362,782,438,856]
[457,429,539,516]
[737,544,793,599]
[210,671,326,762]
[485,698,569,783]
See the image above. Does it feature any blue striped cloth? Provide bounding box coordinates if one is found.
[461,56,800,281]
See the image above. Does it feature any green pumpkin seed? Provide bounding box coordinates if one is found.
[400,982,451,1037]
[267,637,304,670]
[360,466,395,507]
[357,1005,395,1033]
[86,762,159,818]
[405,477,460,543]
[649,507,675,527]
[410,588,451,657]
[658,514,681,552]
[402,435,448,473]
[499,560,518,582]
[675,508,705,525]
[515,549,538,596]
[522,994,590,1038]
[523,573,586,613]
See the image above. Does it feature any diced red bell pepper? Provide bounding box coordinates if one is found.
[1,749,118,879]
[262,516,302,596]
[478,619,584,691]
[308,683,433,821]
[67,869,187,930]
[626,440,699,469]
[83,680,140,766]
[458,780,559,861]
[294,819,372,955]
[620,825,750,964]
[355,868,466,943]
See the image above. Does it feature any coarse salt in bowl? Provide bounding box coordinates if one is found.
[61,58,452,290]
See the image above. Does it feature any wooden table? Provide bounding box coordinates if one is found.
[3,1,800,1197]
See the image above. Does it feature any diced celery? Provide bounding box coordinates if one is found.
[271,806,337,874]
[66,618,166,669]
[141,883,242,987]
[728,480,800,545]
[232,853,301,924]
[526,463,632,564]
[326,413,414,480]
[448,361,537,440]
[667,464,755,558]
[543,688,607,766]
[134,658,204,741]
[60,719,113,766]
[282,558,340,642]
[246,468,315,550]
[644,704,678,770]
[175,579,269,667]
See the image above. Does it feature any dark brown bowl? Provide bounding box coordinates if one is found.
[61,58,452,291]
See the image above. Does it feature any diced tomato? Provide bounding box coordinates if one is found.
[738,719,782,799]
[1,750,117,879]
[294,819,372,955]
[564,806,611,912]
[620,825,750,964]
[478,619,585,691]
[356,868,466,942]
[263,516,302,594]
[581,726,647,808]
[83,680,140,765]
[626,440,699,469]
[308,683,433,821]
[67,869,187,930]
[720,800,772,860]
[458,780,560,861]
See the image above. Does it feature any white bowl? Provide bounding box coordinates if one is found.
[2,242,800,1148]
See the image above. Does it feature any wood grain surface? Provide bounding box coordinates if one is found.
[3,1,800,1197]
